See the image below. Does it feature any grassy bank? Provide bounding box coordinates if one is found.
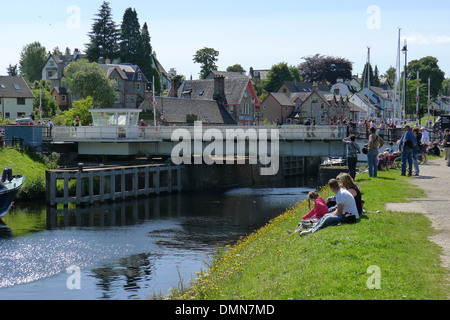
[168,168,448,300]
[0,147,54,201]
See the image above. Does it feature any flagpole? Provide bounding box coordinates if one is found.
[39,87,42,121]
[427,77,431,127]
[416,71,420,123]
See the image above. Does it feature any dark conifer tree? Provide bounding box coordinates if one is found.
[86,1,120,63]
[119,8,142,64]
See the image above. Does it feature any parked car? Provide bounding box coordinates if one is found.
[14,118,34,125]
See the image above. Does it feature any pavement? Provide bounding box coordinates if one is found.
[385,156,450,294]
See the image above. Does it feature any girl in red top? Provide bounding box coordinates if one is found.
[288,191,329,234]
[302,191,328,220]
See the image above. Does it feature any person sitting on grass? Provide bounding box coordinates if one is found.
[300,179,359,236]
[288,191,328,234]
[337,173,363,217]
[427,141,441,157]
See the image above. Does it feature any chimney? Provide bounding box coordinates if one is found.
[313,81,318,92]
[170,75,182,98]
[213,75,226,105]
[57,61,64,78]
[73,48,79,60]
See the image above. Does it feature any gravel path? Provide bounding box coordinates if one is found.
[385,157,450,295]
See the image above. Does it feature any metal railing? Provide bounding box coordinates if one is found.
[51,125,349,142]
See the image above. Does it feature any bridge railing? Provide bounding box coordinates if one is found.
[52,125,348,141]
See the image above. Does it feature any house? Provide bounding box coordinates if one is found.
[50,87,69,110]
[330,78,356,97]
[178,76,261,125]
[249,67,269,84]
[260,84,350,125]
[140,95,236,126]
[357,86,393,118]
[0,76,35,120]
[99,63,148,109]
[41,49,87,87]
[349,92,380,120]
[151,52,173,94]
[260,93,295,124]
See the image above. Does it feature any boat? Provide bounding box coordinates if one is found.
[0,166,25,218]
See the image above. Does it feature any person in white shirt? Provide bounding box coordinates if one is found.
[420,127,430,164]
[300,179,359,236]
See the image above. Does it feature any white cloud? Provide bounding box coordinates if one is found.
[404,32,450,45]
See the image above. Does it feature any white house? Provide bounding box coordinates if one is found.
[0,76,35,120]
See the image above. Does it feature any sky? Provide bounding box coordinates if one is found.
[2,0,450,81]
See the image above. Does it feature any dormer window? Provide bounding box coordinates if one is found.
[138,73,142,81]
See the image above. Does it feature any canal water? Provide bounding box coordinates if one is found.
[0,177,314,300]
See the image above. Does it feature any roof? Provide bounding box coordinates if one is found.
[268,93,295,106]
[280,81,330,93]
[99,63,148,82]
[206,70,250,79]
[0,76,35,99]
[140,96,236,125]
[179,78,252,106]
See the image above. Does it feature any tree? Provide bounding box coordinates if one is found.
[266,62,302,93]
[406,56,445,98]
[361,63,380,87]
[63,59,118,108]
[32,87,58,118]
[383,66,397,87]
[86,1,120,63]
[138,22,161,93]
[119,8,142,64]
[299,54,353,84]
[6,64,18,76]
[193,47,219,79]
[226,64,246,73]
[19,41,47,83]
[61,97,94,126]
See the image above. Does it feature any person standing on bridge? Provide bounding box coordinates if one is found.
[367,127,384,178]
[343,134,360,180]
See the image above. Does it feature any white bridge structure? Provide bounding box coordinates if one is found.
[51,109,347,158]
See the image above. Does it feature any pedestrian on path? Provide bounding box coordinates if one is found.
[421,126,430,164]
[343,134,360,180]
[445,128,450,167]
[398,125,416,176]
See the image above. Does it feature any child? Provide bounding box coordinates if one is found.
[287,191,328,234]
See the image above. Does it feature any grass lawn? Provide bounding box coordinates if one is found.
[168,168,449,300]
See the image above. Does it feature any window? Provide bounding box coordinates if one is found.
[17,98,25,105]
[137,83,141,91]
[138,73,142,81]
[14,84,21,90]
[47,71,53,78]
[0,84,5,89]
[62,95,67,102]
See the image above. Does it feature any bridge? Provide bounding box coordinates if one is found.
[51,124,348,159]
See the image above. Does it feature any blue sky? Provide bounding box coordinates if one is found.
[2,0,450,81]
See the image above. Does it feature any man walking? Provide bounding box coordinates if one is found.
[398,125,417,176]
[421,126,430,164]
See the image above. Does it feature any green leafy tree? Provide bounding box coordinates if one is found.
[226,64,246,73]
[406,56,445,97]
[32,88,58,118]
[383,66,397,87]
[63,60,118,108]
[266,62,302,93]
[19,41,47,83]
[61,97,94,126]
[86,1,120,63]
[193,47,219,79]
[119,8,142,64]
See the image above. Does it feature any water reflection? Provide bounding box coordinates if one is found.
[0,179,313,300]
